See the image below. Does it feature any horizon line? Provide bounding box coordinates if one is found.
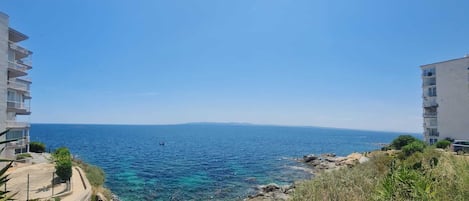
[30,121,421,134]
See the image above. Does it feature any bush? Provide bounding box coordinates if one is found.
[402,140,426,157]
[390,135,418,150]
[29,141,46,153]
[54,147,72,181]
[16,153,32,160]
[436,140,451,149]
[73,159,105,187]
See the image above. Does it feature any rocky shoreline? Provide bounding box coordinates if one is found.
[245,152,370,201]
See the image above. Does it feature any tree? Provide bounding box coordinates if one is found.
[391,135,418,150]
[54,147,72,181]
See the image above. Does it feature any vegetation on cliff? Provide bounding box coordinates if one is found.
[73,159,112,201]
[292,136,469,201]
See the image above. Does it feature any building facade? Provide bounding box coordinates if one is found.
[0,12,32,158]
[421,56,469,144]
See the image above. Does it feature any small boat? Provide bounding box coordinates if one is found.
[159,142,165,146]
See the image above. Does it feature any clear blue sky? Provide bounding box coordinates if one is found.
[2,0,469,132]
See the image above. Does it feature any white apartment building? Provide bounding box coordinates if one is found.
[421,56,469,144]
[0,12,32,158]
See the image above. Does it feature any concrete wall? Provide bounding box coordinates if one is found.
[0,13,9,140]
[435,57,469,140]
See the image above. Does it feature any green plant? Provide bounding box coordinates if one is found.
[29,141,46,153]
[16,153,32,160]
[402,140,426,157]
[435,140,451,149]
[0,129,19,200]
[54,147,72,181]
[390,135,418,150]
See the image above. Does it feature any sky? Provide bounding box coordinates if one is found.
[2,0,469,133]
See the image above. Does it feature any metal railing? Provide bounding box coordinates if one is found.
[423,97,438,107]
[5,121,30,128]
[7,101,30,112]
[7,80,30,92]
[8,61,30,73]
[423,111,437,117]
[9,41,32,56]
[422,77,436,86]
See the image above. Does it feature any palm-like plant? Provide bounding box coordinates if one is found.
[0,129,19,200]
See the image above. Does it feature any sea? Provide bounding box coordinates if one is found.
[30,123,419,201]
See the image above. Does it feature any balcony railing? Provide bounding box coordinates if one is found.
[425,131,439,137]
[9,41,32,57]
[7,80,30,92]
[422,77,436,86]
[7,101,30,113]
[8,61,31,74]
[423,97,438,107]
[6,136,30,148]
[5,121,30,128]
[424,118,438,127]
[423,111,437,118]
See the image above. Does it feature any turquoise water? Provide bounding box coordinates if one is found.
[31,124,416,200]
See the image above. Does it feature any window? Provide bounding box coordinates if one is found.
[423,68,435,76]
[428,87,437,97]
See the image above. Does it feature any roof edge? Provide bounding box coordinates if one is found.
[420,56,469,68]
[0,11,9,19]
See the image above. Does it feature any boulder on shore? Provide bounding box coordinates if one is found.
[302,154,318,163]
[245,183,294,201]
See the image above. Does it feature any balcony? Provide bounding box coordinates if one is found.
[7,79,30,92]
[422,77,436,86]
[423,97,438,108]
[5,121,30,129]
[423,111,437,118]
[424,118,438,128]
[7,101,31,115]
[9,41,32,59]
[425,131,439,137]
[8,61,31,77]
[6,136,30,149]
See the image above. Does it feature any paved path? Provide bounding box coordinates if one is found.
[6,163,67,200]
[4,153,93,201]
[61,167,92,201]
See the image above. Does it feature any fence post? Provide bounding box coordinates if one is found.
[51,172,54,196]
[27,174,29,201]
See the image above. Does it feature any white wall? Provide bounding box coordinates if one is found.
[435,57,469,140]
[0,13,9,139]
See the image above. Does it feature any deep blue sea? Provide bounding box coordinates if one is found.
[30,124,418,201]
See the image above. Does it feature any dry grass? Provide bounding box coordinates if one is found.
[292,153,391,201]
[292,149,469,201]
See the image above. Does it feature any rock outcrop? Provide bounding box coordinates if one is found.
[300,152,370,172]
[245,152,371,201]
[244,183,296,201]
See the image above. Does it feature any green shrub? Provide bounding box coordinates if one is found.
[85,165,105,187]
[74,159,106,187]
[16,153,32,160]
[390,135,418,150]
[376,165,434,201]
[402,140,426,157]
[435,140,451,149]
[54,147,72,181]
[29,141,46,153]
